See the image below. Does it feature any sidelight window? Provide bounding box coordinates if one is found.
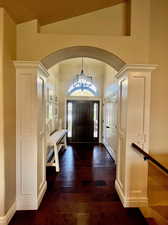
[93,102,99,138]
[67,102,73,138]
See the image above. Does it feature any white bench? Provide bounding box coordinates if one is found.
[47,129,67,172]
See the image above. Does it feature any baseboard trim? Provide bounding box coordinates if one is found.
[0,202,16,225]
[38,181,47,208]
[115,179,125,206]
[115,180,148,208]
[16,181,47,211]
[16,195,38,210]
[103,141,116,162]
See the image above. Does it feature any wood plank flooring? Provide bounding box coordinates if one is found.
[9,144,148,225]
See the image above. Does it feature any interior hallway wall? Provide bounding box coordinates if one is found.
[103,65,118,158]
[0,8,16,216]
[16,0,151,65]
[103,64,117,97]
[47,64,60,133]
[149,0,168,156]
[40,2,129,36]
[1,0,168,220]
[15,0,151,136]
[0,8,5,217]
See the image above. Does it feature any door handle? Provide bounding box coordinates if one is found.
[106,126,110,128]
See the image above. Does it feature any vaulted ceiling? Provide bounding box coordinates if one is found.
[0,0,126,25]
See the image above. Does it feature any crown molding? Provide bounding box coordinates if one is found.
[116,64,158,78]
[13,60,50,77]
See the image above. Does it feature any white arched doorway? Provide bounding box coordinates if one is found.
[41,46,126,71]
[15,45,156,211]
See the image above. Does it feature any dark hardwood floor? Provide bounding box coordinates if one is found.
[9,144,148,225]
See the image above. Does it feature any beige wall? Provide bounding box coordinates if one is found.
[15,0,152,137]
[16,0,150,65]
[0,8,16,216]
[0,8,5,217]
[149,0,168,155]
[41,3,129,36]
[3,9,16,214]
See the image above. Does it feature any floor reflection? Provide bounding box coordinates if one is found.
[9,144,148,225]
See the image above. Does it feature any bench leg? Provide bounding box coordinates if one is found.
[54,144,60,172]
[64,135,67,148]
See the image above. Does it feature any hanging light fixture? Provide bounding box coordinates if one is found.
[72,57,93,91]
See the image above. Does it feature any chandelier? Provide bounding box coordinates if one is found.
[72,57,93,91]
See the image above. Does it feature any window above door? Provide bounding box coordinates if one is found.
[68,82,98,96]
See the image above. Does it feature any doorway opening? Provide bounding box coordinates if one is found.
[15,46,152,218]
[67,100,100,143]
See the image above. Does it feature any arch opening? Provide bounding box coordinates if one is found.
[41,46,126,71]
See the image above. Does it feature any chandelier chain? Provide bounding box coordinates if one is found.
[73,57,93,90]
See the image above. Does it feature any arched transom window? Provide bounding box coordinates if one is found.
[68,81,97,96]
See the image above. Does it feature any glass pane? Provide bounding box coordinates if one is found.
[94,103,98,138]
[68,79,97,96]
[71,89,94,96]
[67,102,73,138]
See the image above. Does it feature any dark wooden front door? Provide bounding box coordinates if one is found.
[67,100,99,143]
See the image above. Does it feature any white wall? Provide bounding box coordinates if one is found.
[104,64,118,97]
[103,64,118,159]
[47,64,60,133]
[149,0,168,156]
[16,0,151,65]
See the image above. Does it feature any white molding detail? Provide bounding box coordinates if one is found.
[15,60,48,211]
[13,61,50,77]
[38,181,47,208]
[41,46,126,71]
[103,141,116,162]
[115,180,148,208]
[16,182,47,211]
[115,65,156,208]
[0,202,16,225]
[116,64,158,78]
[115,179,125,205]
[16,196,37,211]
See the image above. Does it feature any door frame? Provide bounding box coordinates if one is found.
[103,94,118,162]
[65,96,102,143]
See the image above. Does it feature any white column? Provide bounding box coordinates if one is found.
[115,64,157,207]
[14,61,49,210]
